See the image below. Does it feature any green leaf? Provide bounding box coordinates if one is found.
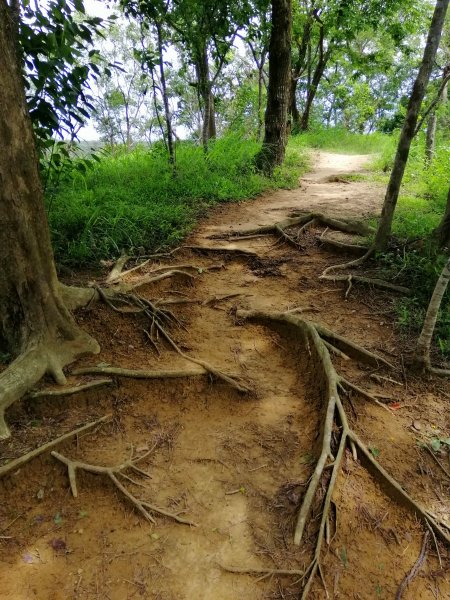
[369,446,380,458]
[430,439,441,452]
[53,513,63,525]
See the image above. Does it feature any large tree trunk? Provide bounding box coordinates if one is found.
[434,185,450,248]
[255,0,292,174]
[374,0,449,251]
[0,0,99,438]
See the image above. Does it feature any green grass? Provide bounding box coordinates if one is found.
[46,133,309,266]
[368,132,450,357]
[290,127,393,155]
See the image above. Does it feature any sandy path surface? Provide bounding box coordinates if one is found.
[1,152,448,600]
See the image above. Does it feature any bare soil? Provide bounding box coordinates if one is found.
[1,152,449,600]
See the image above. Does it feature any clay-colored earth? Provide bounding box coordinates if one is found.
[0,152,449,600]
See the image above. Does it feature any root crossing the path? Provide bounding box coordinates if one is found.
[1,152,449,600]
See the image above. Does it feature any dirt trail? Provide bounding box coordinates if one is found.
[1,152,449,600]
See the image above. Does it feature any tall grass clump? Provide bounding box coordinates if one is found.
[291,127,393,155]
[46,133,308,266]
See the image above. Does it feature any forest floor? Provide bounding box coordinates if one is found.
[1,152,449,600]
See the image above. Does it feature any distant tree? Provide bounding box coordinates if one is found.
[91,20,150,149]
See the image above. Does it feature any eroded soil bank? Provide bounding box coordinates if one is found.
[1,152,449,600]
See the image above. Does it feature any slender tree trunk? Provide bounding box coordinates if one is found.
[290,76,300,132]
[255,0,292,174]
[414,255,450,370]
[425,68,449,163]
[257,63,265,141]
[374,0,449,251]
[434,185,450,248]
[196,42,216,148]
[0,0,99,438]
[299,27,330,131]
[425,111,437,162]
[156,21,175,164]
[290,10,314,132]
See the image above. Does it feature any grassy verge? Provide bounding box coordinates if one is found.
[46,133,308,266]
[369,133,450,357]
[290,127,393,155]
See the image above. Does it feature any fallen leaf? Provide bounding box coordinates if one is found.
[431,439,441,452]
[369,446,380,458]
[389,402,401,410]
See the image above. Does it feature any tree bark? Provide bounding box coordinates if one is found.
[196,42,216,148]
[0,0,99,438]
[374,0,449,251]
[425,111,437,163]
[425,67,449,163]
[434,185,450,248]
[414,255,450,370]
[255,0,292,174]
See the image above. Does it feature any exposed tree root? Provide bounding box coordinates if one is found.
[235,308,450,598]
[0,415,110,479]
[184,244,258,257]
[317,235,369,256]
[396,531,429,600]
[223,212,374,240]
[106,254,131,283]
[52,449,197,527]
[83,289,252,394]
[220,564,304,579]
[0,333,99,440]
[320,272,412,296]
[30,378,114,399]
